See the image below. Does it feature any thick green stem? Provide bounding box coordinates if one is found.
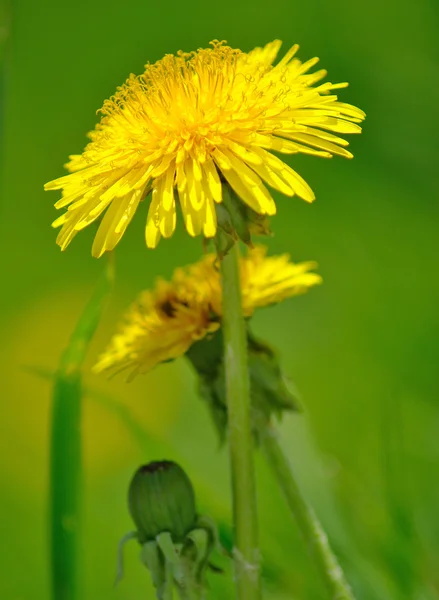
[259,424,355,600]
[220,243,261,600]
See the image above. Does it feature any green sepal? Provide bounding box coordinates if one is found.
[215,185,272,258]
[187,330,227,443]
[182,528,210,585]
[186,327,299,442]
[215,205,236,259]
[141,540,167,596]
[247,331,300,420]
[246,210,272,238]
[198,377,228,444]
[196,513,230,562]
[180,514,227,589]
[156,532,186,588]
[220,185,251,245]
[115,530,138,586]
[186,327,224,378]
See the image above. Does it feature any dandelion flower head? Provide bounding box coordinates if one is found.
[94,247,322,378]
[94,265,219,379]
[45,40,365,256]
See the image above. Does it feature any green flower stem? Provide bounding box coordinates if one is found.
[259,424,355,600]
[49,261,113,600]
[162,559,174,600]
[157,534,202,600]
[220,242,261,600]
[175,555,205,600]
[175,574,204,600]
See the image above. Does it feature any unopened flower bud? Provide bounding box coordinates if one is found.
[128,461,197,544]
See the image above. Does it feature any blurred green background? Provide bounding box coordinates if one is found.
[1,0,438,598]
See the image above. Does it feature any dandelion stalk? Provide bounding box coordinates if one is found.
[258,423,355,600]
[220,242,260,600]
[49,260,113,600]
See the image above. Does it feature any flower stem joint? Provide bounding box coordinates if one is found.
[117,460,223,599]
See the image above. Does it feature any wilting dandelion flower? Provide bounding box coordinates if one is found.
[208,246,322,317]
[94,268,219,378]
[94,247,321,379]
[45,40,365,256]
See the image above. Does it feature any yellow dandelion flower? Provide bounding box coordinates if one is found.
[209,246,322,317]
[45,40,365,257]
[94,269,219,380]
[94,247,322,378]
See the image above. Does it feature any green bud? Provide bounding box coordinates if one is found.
[128,461,197,544]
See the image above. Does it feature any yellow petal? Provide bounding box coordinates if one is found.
[145,189,162,249]
[159,164,177,239]
[92,188,144,256]
[245,159,295,197]
[218,148,276,215]
[55,210,84,250]
[316,117,362,134]
[202,159,222,203]
[161,162,176,212]
[245,39,282,67]
[254,148,315,202]
[273,44,300,69]
[114,187,144,235]
[200,178,217,238]
[281,132,353,158]
[184,159,204,211]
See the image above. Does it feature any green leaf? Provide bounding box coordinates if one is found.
[49,259,113,600]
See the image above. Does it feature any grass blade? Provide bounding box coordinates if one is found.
[50,259,113,600]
